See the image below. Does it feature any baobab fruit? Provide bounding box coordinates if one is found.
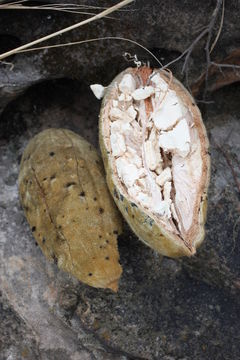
[94,67,210,257]
[18,128,122,291]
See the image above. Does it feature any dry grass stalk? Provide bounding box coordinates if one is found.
[14,36,163,68]
[0,0,134,60]
[0,1,117,17]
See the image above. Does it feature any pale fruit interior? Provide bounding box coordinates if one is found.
[104,68,207,247]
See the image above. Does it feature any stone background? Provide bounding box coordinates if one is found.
[0,1,240,359]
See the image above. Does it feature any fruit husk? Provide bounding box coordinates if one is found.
[18,128,122,291]
[99,67,210,258]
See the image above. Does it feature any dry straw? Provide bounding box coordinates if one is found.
[0,0,134,60]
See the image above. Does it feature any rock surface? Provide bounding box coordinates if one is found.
[0,77,240,360]
[0,1,240,359]
[0,0,240,112]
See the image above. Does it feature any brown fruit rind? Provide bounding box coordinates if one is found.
[18,128,122,290]
[99,67,210,258]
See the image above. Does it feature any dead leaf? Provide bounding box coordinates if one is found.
[191,49,240,97]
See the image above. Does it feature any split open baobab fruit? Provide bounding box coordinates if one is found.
[94,66,210,258]
[18,129,122,291]
[18,67,210,292]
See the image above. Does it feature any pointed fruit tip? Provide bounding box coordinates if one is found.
[107,279,119,292]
